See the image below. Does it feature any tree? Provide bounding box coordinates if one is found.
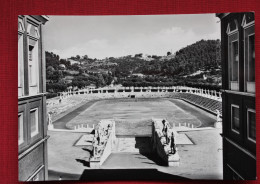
[83,55,88,60]
[46,66,55,76]
[70,63,80,70]
[134,53,143,58]
[60,59,71,68]
[98,74,105,86]
[151,55,159,59]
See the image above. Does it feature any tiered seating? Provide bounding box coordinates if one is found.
[176,93,222,116]
[47,95,88,120]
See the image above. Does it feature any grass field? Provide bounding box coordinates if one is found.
[61,98,216,135]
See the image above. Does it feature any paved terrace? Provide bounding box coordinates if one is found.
[48,128,222,181]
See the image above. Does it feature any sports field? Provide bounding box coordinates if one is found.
[54,98,216,135]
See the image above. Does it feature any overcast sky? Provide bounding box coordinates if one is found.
[44,14,220,59]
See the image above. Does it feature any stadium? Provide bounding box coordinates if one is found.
[46,87,223,180]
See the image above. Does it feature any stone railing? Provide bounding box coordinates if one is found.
[59,86,222,102]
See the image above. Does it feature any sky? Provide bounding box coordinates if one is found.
[44,14,220,59]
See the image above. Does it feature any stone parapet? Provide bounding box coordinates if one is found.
[151,119,180,166]
[90,120,116,168]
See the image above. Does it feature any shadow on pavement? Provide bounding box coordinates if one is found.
[135,137,167,166]
[48,170,81,181]
[79,168,189,181]
[76,159,90,167]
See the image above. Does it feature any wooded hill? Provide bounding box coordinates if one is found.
[46,39,221,97]
[110,39,221,77]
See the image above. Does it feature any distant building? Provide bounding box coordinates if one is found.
[67,58,80,65]
[59,64,66,70]
[131,73,145,78]
[18,15,49,181]
[105,62,118,66]
[86,84,96,89]
[64,75,74,84]
[217,12,256,180]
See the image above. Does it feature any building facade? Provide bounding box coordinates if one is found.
[217,12,256,180]
[18,15,49,181]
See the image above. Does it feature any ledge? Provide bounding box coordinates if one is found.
[223,90,255,97]
[18,93,47,101]
[18,136,49,160]
[223,137,256,160]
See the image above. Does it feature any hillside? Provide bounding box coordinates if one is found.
[46,39,221,97]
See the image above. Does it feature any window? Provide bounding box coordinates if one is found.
[248,35,255,82]
[247,109,256,142]
[28,45,35,86]
[231,41,239,82]
[27,22,40,95]
[231,104,240,133]
[227,21,239,91]
[18,113,24,145]
[243,15,255,93]
[28,40,39,90]
[30,108,39,137]
[18,104,27,152]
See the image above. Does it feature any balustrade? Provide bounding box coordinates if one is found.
[58,86,222,102]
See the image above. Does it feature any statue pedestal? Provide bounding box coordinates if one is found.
[168,152,180,166]
[214,121,222,128]
[89,157,101,169]
[48,124,54,130]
